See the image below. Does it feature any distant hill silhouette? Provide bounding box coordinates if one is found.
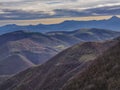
[0,16,120,34]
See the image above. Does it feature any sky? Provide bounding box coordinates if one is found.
[0,0,120,25]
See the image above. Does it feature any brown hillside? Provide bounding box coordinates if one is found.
[62,40,120,90]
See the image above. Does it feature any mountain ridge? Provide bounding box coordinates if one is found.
[62,38,120,90]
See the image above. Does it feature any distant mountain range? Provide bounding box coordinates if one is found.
[0,28,119,76]
[0,16,120,34]
[0,35,119,90]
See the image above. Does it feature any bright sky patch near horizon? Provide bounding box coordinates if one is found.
[0,16,115,26]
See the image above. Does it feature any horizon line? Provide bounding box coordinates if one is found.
[0,15,120,26]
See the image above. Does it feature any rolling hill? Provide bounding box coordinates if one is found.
[0,54,34,75]
[47,28,120,45]
[0,31,69,75]
[0,37,119,90]
[0,28,119,76]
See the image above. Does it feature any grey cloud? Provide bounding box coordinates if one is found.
[0,9,52,20]
[85,5,120,15]
[0,1,120,20]
[53,5,120,17]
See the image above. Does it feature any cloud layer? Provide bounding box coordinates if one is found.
[0,0,120,20]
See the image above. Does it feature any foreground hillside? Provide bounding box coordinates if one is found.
[0,37,119,90]
[62,39,120,90]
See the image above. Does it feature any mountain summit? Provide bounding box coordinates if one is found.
[109,16,120,21]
